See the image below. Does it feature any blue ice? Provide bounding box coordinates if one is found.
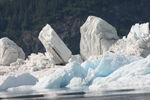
[33,52,150,89]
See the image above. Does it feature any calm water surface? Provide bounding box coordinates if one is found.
[0,86,150,100]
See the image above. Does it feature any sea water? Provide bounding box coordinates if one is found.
[1,86,150,100]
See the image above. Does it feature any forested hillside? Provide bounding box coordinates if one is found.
[0,0,150,57]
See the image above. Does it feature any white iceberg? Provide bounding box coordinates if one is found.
[109,22,150,57]
[0,73,37,91]
[127,22,149,39]
[39,24,72,65]
[80,16,119,60]
[0,37,25,65]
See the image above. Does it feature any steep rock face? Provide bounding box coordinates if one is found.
[0,37,25,65]
[38,24,72,65]
[80,16,119,60]
[109,22,150,57]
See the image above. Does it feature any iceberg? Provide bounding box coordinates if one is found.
[68,54,83,64]
[94,52,142,77]
[33,62,86,89]
[66,77,86,87]
[38,24,72,65]
[90,55,150,89]
[127,23,149,39]
[109,22,150,57]
[0,73,37,91]
[1,18,150,93]
[0,37,25,65]
[33,52,148,90]
[80,16,119,60]
[81,60,95,72]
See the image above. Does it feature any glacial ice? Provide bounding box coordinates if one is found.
[31,21,150,90]
[0,73,37,91]
[38,24,72,65]
[68,54,83,64]
[80,16,119,60]
[81,60,95,72]
[127,22,149,39]
[10,52,52,72]
[94,52,142,77]
[109,22,150,57]
[0,37,25,65]
[32,52,150,90]
[33,62,86,89]
[1,16,150,92]
[90,55,150,89]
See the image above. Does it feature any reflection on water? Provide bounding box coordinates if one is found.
[1,86,150,99]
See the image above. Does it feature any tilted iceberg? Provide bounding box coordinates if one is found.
[39,24,72,65]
